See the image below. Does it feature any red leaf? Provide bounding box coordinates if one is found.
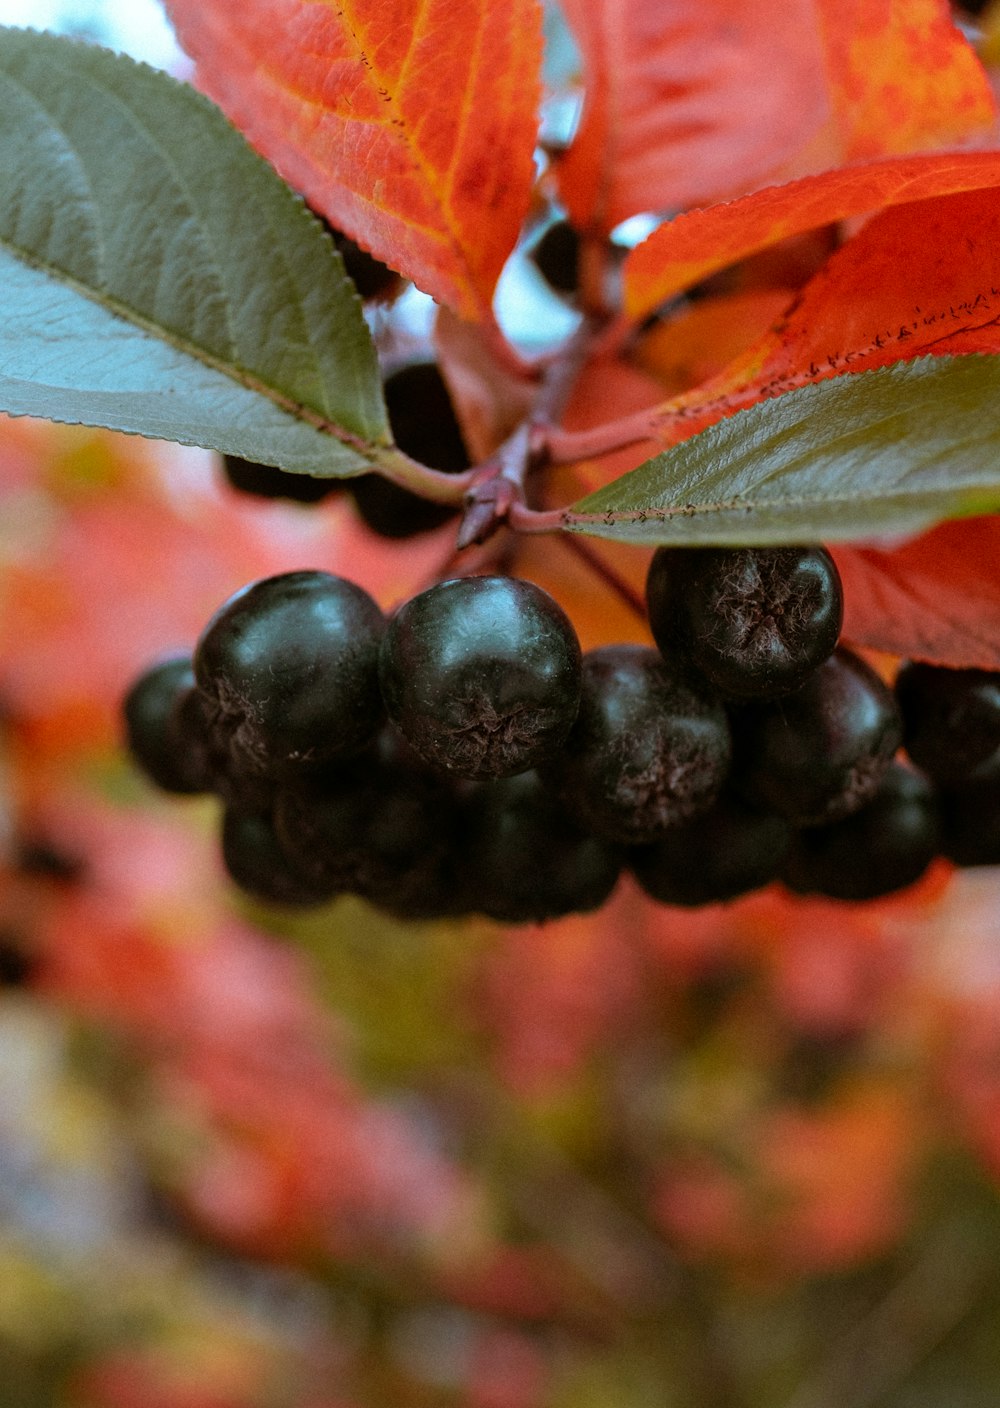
[819,0,997,162]
[644,185,1000,443]
[555,0,993,238]
[625,150,1000,319]
[833,519,1000,668]
[165,0,543,321]
[554,0,830,234]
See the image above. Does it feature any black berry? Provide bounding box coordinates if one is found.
[351,363,469,539]
[731,646,902,826]
[333,231,401,302]
[646,545,843,698]
[939,778,1000,867]
[782,761,939,900]
[895,660,1000,784]
[530,220,581,297]
[545,645,731,844]
[464,771,622,923]
[630,792,791,907]
[379,576,582,780]
[220,454,341,504]
[273,730,458,903]
[123,656,215,794]
[194,571,386,779]
[221,806,338,907]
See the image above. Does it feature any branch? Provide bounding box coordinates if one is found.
[544,407,663,464]
[455,319,598,547]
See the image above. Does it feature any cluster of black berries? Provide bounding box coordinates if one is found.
[123,547,1000,924]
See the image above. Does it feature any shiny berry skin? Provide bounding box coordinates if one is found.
[646,545,843,698]
[123,656,214,794]
[782,761,939,901]
[895,661,1000,784]
[630,792,791,907]
[545,645,731,844]
[194,571,385,778]
[731,646,902,826]
[379,576,582,780]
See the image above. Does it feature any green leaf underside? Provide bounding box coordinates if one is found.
[565,355,1000,546]
[0,27,388,476]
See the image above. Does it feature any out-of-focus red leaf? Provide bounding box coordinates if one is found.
[165,0,543,322]
[819,0,996,162]
[643,185,1000,446]
[833,519,1000,669]
[625,150,1000,319]
[555,0,993,238]
[554,0,829,234]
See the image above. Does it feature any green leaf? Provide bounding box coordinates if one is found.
[0,27,388,477]
[563,355,1000,546]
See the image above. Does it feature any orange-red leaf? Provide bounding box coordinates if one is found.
[833,519,1000,669]
[644,185,1000,444]
[165,0,543,322]
[819,0,996,162]
[625,150,1000,319]
[555,0,993,238]
[555,0,830,235]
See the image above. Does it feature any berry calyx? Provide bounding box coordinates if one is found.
[646,545,843,698]
[379,576,582,780]
[545,645,731,844]
[194,571,386,778]
[731,646,902,826]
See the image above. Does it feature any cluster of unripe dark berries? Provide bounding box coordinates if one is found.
[123,541,1000,924]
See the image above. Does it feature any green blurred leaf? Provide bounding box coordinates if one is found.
[0,27,388,476]
[564,356,1000,546]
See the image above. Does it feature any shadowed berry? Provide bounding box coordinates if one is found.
[782,761,939,900]
[545,645,731,844]
[220,454,341,504]
[195,571,385,779]
[530,220,581,297]
[731,646,902,826]
[630,792,791,907]
[940,778,1000,867]
[221,807,338,907]
[896,660,1000,783]
[464,771,622,923]
[351,362,469,539]
[123,656,215,794]
[380,576,582,780]
[646,545,842,697]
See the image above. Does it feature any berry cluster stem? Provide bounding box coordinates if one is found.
[456,319,598,548]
